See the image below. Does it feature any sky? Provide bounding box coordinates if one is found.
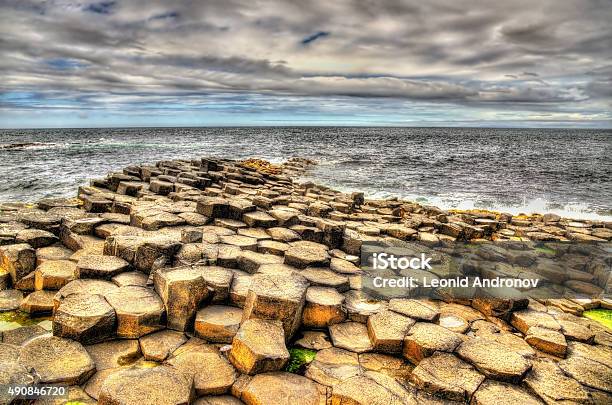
[0,0,611,128]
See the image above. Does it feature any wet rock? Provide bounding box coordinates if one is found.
[329,321,373,353]
[305,347,360,386]
[15,229,58,248]
[1,243,36,283]
[242,273,308,339]
[525,326,567,357]
[85,339,141,370]
[20,290,55,314]
[53,293,116,344]
[389,298,440,321]
[233,372,321,405]
[19,336,96,384]
[284,245,330,269]
[0,289,23,311]
[472,379,544,405]
[410,352,485,402]
[524,358,592,404]
[228,319,289,375]
[295,330,333,350]
[34,259,78,290]
[403,322,463,364]
[456,337,532,383]
[194,305,242,343]
[98,365,194,405]
[77,254,130,279]
[105,286,165,338]
[367,309,415,353]
[167,338,237,395]
[139,329,187,361]
[154,266,209,331]
[302,286,346,328]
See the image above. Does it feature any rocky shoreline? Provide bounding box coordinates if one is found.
[1,156,611,405]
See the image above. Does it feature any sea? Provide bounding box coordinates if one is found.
[0,127,610,220]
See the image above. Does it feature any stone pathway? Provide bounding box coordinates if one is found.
[0,156,610,404]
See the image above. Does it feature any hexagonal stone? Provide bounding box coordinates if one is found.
[229,270,252,308]
[439,314,470,333]
[20,290,55,314]
[237,251,283,273]
[18,336,95,384]
[329,322,374,353]
[15,229,58,248]
[524,358,592,404]
[510,310,560,334]
[556,318,595,343]
[299,267,349,291]
[54,279,118,310]
[219,234,258,251]
[1,243,36,283]
[305,347,360,386]
[330,372,412,404]
[167,338,237,395]
[295,330,333,350]
[472,379,544,405]
[367,310,415,353]
[302,287,346,328]
[112,270,148,287]
[139,329,187,361]
[77,255,130,279]
[257,239,290,256]
[238,227,271,240]
[558,343,612,393]
[197,197,230,218]
[268,210,300,227]
[243,211,278,228]
[389,298,440,321]
[53,293,116,344]
[36,244,73,264]
[199,265,234,303]
[154,266,209,331]
[0,289,23,311]
[233,372,321,405]
[330,257,361,275]
[403,322,463,364]
[242,273,309,339]
[1,324,48,345]
[104,286,165,338]
[284,245,330,269]
[410,352,485,402]
[194,305,242,343]
[344,290,387,323]
[85,339,141,370]
[456,338,532,383]
[194,396,244,405]
[0,358,39,404]
[98,365,194,405]
[359,353,413,380]
[525,326,567,357]
[149,179,175,195]
[228,319,289,375]
[34,260,78,290]
[266,227,300,242]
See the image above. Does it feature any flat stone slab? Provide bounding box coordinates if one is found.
[1,243,37,283]
[1,324,48,345]
[54,279,118,310]
[525,326,567,357]
[295,330,333,350]
[410,352,485,402]
[139,329,187,361]
[77,255,130,279]
[302,286,346,328]
[85,339,141,370]
[330,372,411,404]
[20,290,55,314]
[456,337,532,383]
[472,379,544,405]
[194,305,242,343]
[98,365,194,405]
[510,310,560,334]
[112,270,149,287]
[284,245,330,269]
[558,345,612,393]
[403,322,463,364]
[194,396,245,405]
[18,336,95,384]
[329,321,374,353]
[299,267,349,291]
[524,358,592,404]
[233,372,321,405]
[104,286,165,338]
[34,259,78,290]
[36,244,73,263]
[16,229,58,248]
[305,347,360,386]
[367,309,415,353]
[389,298,440,321]
[167,338,237,396]
[53,292,116,344]
[229,319,289,375]
[0,289,23,311]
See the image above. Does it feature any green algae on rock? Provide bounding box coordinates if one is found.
[584,309,612,330]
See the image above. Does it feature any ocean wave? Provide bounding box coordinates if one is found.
[0,142,59,150]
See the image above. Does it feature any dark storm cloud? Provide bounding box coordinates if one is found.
[0,0,611,125]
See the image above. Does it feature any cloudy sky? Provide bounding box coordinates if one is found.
[1,0,611,128]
